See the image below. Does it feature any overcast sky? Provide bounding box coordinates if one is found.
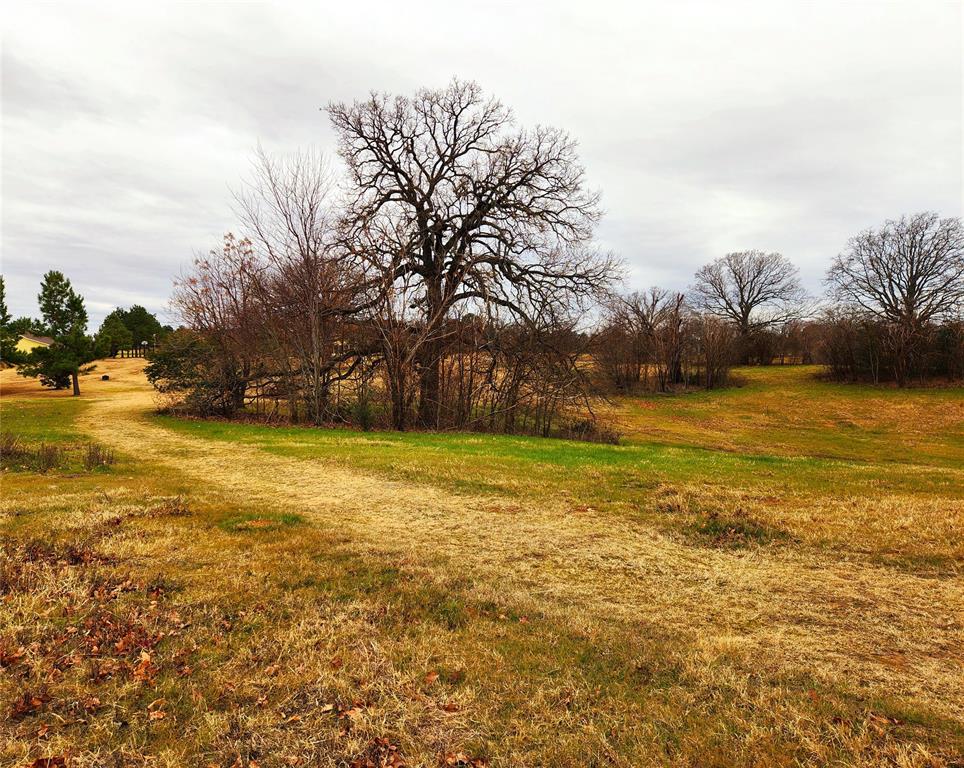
[2,1,961,327]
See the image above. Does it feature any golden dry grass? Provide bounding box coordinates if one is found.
[607,365,964,467]
[1,359,962,767]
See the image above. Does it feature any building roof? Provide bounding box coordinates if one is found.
[19,333,55,346]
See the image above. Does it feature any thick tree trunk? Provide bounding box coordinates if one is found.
[71,369,80,397]
[734,313,753,364]
[392,391,407,430]
[417,338,442,429]
[739,328,753,365]
[417,281,445,429]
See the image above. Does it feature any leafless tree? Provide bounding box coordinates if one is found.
[170,234,262,414]
[827,212,964,327]
[368,267,435,431]
[234,148,371,423]
[826,212,964,384]
[689,314,736,388]
[328,79,617,428]
[594,291,655,390]
[647,290,687,390]
[692,250,807,361]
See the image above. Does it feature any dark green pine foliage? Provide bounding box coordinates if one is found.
[0,276,24,365]
[18,271,97,395]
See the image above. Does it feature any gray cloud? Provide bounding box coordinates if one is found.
[2,0,961,327]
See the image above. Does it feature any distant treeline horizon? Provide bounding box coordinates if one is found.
[3,81,961,418]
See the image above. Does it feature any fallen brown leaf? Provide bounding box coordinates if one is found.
[26,758,67,768]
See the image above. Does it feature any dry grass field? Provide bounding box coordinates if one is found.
[1,359,962,767]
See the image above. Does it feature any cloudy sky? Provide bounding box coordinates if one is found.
[2,1,961,327]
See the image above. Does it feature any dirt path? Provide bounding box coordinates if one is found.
[70,360,964,721]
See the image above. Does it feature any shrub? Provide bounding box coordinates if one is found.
[145,329,248,417]
[0,433,28,460]
[36,443,62,473]
[353,387,375,432]
[83,442,116,471]
[557,418,621,445]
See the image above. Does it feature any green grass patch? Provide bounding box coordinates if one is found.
[0,397,119,475]
[0,397,88,442]
[155,412,961,507]
[616,365,964,468]
[218,511,305,532]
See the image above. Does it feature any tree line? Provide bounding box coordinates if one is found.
[146,81,617,437]
[595,212,964,391]
[822,212,964,384]
[140,81,962,437]
[4,81,961,419]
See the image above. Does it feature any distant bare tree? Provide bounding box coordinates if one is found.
[827,212,964,327]
[689,314,736,388]
[827,212,964,384]
[693,250,807,361]
[647,290,687,390]
[329,79,616,428]
[594,290,661,390]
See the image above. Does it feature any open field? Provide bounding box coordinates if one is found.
[1,359,962,767]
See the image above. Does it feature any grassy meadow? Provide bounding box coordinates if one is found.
[1,359,962,767]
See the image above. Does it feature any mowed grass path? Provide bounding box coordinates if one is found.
[158,366,963,569]
[1,360,962,767]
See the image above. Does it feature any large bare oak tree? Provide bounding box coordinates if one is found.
[827,212,964,327]
[826,212,964,384]
[328,79,615,428]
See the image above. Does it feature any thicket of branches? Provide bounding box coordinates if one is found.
[815,310,963,384]
[148,232,606,438]
[590,289,737,393]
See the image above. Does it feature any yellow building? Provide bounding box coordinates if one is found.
[15,333,55,354]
